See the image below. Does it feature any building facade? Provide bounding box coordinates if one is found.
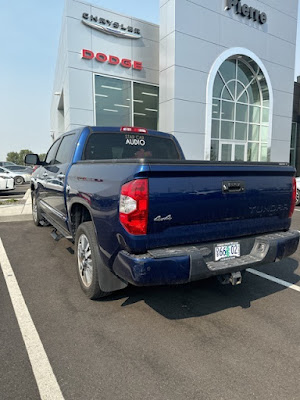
[291,78,300,173]
[51,0,160,139]
[51,0,299,164]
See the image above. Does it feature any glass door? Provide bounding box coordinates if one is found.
[219,142,246,161]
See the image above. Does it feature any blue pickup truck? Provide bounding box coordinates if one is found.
[25,126,299,299]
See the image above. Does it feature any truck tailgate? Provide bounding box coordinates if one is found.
[145,162,295,250]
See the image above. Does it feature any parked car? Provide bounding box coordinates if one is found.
[25,126,299,300]
[0,161,17,167]
[296,177,300,206]
[5,164,33,173]
[0,166,30,185]
[0,175,14,191]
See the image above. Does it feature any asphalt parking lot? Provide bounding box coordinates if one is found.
[0,211,299,400]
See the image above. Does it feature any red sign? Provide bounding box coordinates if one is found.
[81,49,143,70]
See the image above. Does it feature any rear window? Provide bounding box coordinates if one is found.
[83,132,180,160]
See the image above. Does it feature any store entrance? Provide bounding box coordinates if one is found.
[219,141,246,162]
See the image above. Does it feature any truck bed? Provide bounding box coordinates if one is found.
[69,160,294,255]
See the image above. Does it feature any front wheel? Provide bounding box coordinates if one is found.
[296,189,300,206]
[75,221,111,299]
[15,176,24,185]
[32,193,44,226]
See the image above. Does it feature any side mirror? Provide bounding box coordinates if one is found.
[25,154,40,165]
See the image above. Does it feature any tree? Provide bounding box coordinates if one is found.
[6,149,33,165]
[6,152,19,164]
[39,153,46,162]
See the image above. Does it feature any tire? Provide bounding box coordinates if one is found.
[15,176,24,185]
[296,189,300,206]
[32,192,44,226]
[75,221,111,299]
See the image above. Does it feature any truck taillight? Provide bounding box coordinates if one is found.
[289,177,297,218]
[119,179,148,235]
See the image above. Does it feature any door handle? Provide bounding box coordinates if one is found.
[222,181,245,193]
[57,173,65,180]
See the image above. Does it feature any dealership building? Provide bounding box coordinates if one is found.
[51,0,299,168]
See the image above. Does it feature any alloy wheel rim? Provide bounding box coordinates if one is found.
[77,234,93,288]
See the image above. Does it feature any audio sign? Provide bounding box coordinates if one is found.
[225,0,267,24]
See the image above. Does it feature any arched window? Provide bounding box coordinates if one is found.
[211,55,270,162]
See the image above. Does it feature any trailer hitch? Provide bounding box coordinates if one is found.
[217,271,242,286]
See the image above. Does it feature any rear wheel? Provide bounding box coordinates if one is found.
[296,189,300,206]
[15,176,24,185]
[75,221,111,299]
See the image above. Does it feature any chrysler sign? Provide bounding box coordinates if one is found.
[82,13,142,39]
[225,0,267,24]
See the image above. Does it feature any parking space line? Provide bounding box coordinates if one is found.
[0,238,64,400]
[295,209,300,212]
[247,268,300,292]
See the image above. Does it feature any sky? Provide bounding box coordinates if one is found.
[0,0,299,161]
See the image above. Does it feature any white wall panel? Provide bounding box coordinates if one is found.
[66,17,92,53]
[273,91,294,118]
[175,32,222,73]
[68,108,94,126]
[175,0,221,44]
[173,99,206,134]
[65,0,91,20]
[172,131,206,160]
[174,67,207,103]
[132,38,159,71]
[68,68,94,110]
[271,115,293,141]
[270,140,292,162]
[262,61,294,94]
[160,0,175,40]
[159,100,174,132]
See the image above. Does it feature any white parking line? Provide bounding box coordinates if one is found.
[247,268,300,292]
[295,209,300,212]
[0,238,64,400]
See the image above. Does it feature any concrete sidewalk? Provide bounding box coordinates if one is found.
[0,189,32,222]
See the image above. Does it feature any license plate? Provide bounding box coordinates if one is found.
[215,242,240,261]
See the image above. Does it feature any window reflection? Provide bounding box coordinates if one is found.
[95,75,158,130]
[133,83,159,130]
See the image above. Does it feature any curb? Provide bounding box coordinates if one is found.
[0,215,33,223]
[23,188,31,201]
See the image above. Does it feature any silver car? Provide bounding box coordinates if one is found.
[0,166,31,185]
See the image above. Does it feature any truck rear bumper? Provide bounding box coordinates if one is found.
[112,230,300,286]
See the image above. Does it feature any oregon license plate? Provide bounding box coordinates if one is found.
[215,242,240,261]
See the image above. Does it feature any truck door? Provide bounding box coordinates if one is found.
[44,133,76,228]
[37,138,61,205]
[38,133,76,229]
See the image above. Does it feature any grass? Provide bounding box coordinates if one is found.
[0,199,19,206]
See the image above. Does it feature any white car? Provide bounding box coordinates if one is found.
[0,166,31,185]
[0,175,14,191]
[296,177,300,206]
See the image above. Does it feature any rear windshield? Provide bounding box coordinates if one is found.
[83,132,181,160]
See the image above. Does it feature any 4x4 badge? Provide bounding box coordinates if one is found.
[154,215,172,222]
